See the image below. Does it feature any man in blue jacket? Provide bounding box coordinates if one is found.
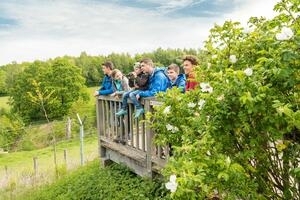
[130,58,169,118]
[94,61,114,96]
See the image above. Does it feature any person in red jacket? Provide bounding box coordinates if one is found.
[182,55,199,91]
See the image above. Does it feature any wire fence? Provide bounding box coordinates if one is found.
[0,115,97,151]
[0,115,99,199]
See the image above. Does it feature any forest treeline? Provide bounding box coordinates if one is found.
[0,47,204,95]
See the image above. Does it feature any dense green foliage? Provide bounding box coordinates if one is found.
[9,58,89,122]
[18,161,169,200]
[0,62,26,96]
[149,0,300,199]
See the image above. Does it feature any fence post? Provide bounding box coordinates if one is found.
[33,157,38,177]
[66,117,72,140]
[64,149,67,167]
[77,113,87,166]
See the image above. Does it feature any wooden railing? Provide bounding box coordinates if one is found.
[96,95,168,177]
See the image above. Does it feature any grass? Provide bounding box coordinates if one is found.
[0,135,98,172]
[0,135,99,199]
[0,86,100,198]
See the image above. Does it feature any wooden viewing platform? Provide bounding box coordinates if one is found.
[96,95,168,177]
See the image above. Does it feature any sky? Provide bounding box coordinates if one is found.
[0,0,279,66]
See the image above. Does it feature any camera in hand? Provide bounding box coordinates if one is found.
[126,72,136,88]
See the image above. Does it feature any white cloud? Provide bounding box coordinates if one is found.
[0,0,278,65]
[219,0,277,25]
[155,0,205,14]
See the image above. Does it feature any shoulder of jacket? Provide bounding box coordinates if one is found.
[154,67,168,75]
[178,74,185,78]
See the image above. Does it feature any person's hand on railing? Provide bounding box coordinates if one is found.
[136,94,140,100]
[94,90,99,97]
[110,92,116,97]
[110,92,122,99]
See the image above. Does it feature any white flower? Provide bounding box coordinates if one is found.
[217,94,225,101]
[166,124,179,133]
[198,99,206,110]
[229,55,237,64]
[276,27,293,41]
[172,126,179,133]
[166,124,173,131]
[163,106,171,114]
[187,102,196,108]
[170,174,176,182]
[165,174,178,193]
[276,33,285,41]
[200,82,213,93]
[206,115,211,122]
[206,150,211,156]
[212,55,218,59]
[244,68,253,76]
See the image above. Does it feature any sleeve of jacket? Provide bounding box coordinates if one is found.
[98,76,114,95]
[139,70,169,97]
[177,74,186,93]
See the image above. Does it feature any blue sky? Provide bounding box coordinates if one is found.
[0,0,277,65]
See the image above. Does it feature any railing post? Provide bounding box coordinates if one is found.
[144,98,153,178]
[96,97,106,159]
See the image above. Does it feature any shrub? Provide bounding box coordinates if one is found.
[18,161,170,200]
[148,0,300,199]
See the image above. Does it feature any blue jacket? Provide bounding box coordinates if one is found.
[139,68,170,97]
[169,74,186,93]
[98,75,114,95]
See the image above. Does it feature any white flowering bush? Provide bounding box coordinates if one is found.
[147,0,300,199]
[165,174,178,193]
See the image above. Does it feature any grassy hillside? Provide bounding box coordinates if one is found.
[17,160,170,200]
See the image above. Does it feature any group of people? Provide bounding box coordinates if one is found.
[94,55,199,119]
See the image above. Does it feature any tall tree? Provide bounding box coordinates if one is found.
[9,61,49,122]
[9,58,89,122]
[44,58,89,119]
